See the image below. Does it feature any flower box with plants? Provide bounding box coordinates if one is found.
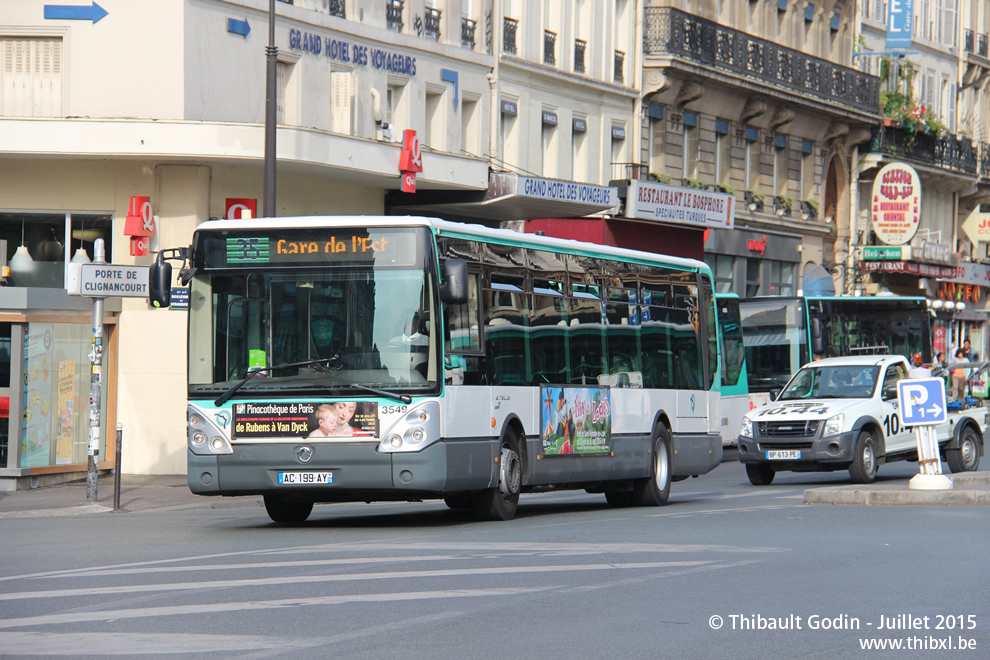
[744,189,765,211]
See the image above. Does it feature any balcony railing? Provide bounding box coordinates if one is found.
[544,30,556,66]
[614,50,625,83]
[504,17,518,55]
[965,29,975,52]
[980,144,990,178]
[867,126,978,175]
[424,7,441,40]
[462,17,477,49]
[328,0,345,18]
[980,33,989,57]
[644,7,880,116]
[574,39,587,74]
[387,0,403,32]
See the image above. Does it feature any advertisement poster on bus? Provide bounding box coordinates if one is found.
[541,386,611,455]
[232,401,379,439]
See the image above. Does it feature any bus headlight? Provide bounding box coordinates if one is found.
[823,413,844,437]
[187,404,233,455]
[739,416,753,438]
[378,401,441,453]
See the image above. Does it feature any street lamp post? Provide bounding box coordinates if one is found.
[263,0,277,218]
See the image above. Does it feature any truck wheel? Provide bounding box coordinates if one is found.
[849,431,879,483]
[263,495,313,524]
[745,463,775,485]
[633,423,672,506]
[946,427,981,473]
[472,430,521,521]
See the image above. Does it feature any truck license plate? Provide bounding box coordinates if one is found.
[278,471,333,485]
[766,450,800,460]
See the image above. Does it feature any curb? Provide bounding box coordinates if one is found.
[804,472,990,505]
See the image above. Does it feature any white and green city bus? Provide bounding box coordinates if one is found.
[150,216,723,523]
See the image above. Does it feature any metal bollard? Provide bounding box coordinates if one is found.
[113,424,122,511]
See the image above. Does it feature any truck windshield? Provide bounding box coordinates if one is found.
[779,365,880,400]
[187,229,438,398]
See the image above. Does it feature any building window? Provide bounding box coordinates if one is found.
[544,30,556,66]
[770,262,794,295]
[574,39,587,74]
[746,258,761,296]
[461,96,480,156]
[572,116,588,181]
[424,6,441,40]
[0,37,63,117]
[425,87,444,151]
[614,50,625,84]
[387,0,404,32]
[504,17,519,54]
[2,212,113,289]
[705,254,735,293]
[462,17,477,49]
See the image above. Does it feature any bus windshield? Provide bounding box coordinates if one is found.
[187,227,439,397]
[779,364,880,400]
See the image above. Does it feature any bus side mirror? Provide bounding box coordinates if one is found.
[148,256,173,308]
[810,318,825,356]
[770,389,781,402]
[440,259,468,304]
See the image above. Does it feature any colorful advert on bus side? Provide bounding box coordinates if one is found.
[232,401,379,439]
[541,386,612,456]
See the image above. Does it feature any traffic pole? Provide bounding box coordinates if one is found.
[86,239,106,502]
[113,423,122,511]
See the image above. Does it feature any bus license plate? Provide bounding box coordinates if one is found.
[278,472,332,485]
[766,450,800,460]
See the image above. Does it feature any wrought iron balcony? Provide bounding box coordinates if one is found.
[503,17,518,55]
[574,39,587,74]
[544,30,556,66]
[424,7,441,40]
[462,17,477,49]
[965,29,975,52]
[644,7,880,116]
[980,34,989,58]
[387,0,403,32]
[867,126,978,175]
[980,145,990,178]
[328,0,345,18]
[614,50,625,83]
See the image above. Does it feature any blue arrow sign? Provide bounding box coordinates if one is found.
[44,2,108,23]
[897,378,947,426]
[227,18,251,38]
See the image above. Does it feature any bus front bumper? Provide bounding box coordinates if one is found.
[188,438,498,500]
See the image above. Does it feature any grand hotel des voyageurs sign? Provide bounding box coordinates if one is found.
[871,162,921,246]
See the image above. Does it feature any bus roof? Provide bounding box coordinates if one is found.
[194,215,711,274]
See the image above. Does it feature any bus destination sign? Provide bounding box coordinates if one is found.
[220,230,417,267]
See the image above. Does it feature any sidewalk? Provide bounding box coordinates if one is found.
[0,474,262,519]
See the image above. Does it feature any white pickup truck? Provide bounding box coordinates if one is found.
[736,355,986,485]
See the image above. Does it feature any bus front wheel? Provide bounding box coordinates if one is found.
[263,495,314,524]
[633,423,672,506]
[473,431,521,521]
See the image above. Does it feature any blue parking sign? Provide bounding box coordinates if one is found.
[897,378,947,426]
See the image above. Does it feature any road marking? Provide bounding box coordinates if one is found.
[0,588,546,629]
[648,503,807,518]
[0,561,716,604]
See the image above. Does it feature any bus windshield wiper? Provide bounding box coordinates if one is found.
[314,382,412,404]
[214,358,333,406]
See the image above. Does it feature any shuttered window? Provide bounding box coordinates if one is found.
[1,37,63,117]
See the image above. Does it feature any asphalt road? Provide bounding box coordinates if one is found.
[2,458,988,659]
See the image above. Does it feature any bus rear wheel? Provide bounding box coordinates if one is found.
[472,431,521,521]
[263,495,314,524]
[632,423,672,506]
[745,463,775,486]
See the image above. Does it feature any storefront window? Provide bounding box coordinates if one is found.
[770,262,794,295]
[705,254,734,294]
[0,213,113,288]
[746,258,761,296]
[19,322,107,467]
